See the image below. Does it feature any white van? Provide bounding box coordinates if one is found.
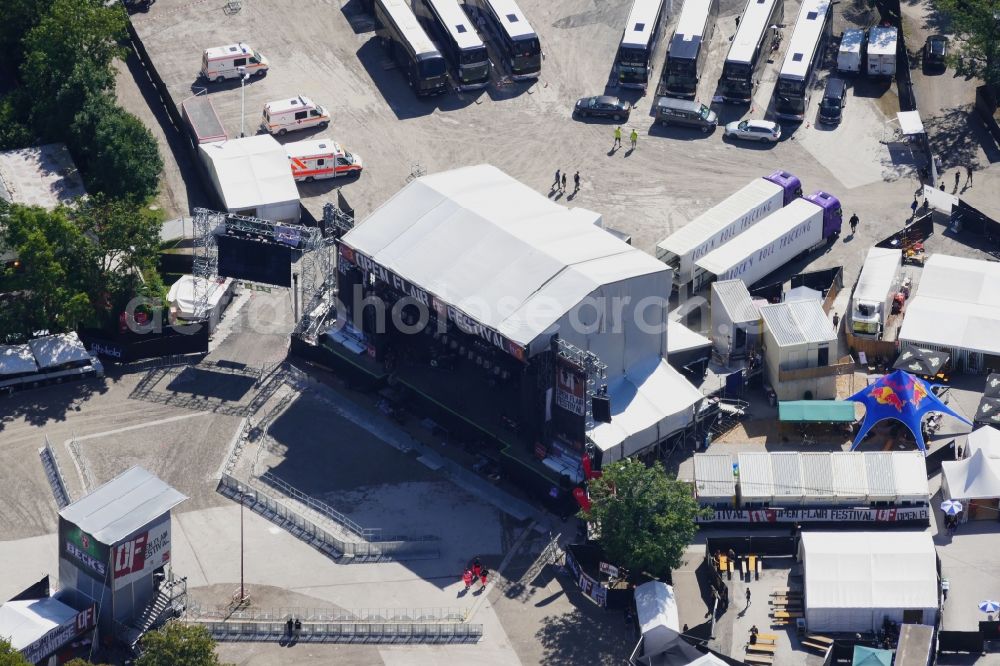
[201,43,268,82]
[260,96,330,136]
[286,139,363,182]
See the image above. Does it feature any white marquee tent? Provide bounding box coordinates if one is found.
[899,255,1000,369]
[800,531,937,632]
[199,135,300,222]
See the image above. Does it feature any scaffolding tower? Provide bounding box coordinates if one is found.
[555,338,608,432]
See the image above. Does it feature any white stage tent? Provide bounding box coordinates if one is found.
[898,255,1000,371]
[800,532,937,632]
[199,135,300,222]
[341,165,704,461]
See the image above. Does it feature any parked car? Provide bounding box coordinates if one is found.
[923,35,948,71]
[724,119,782,143]
[654,97,718,133]
[574,95,631,121]
[817,77,847,125]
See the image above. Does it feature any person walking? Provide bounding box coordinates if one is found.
[745,588,751,607]
[954,170,961,191]
[630,128,638,149]
[613,126,622,149]
[833,312,840,328]
[472,558,482,579]
[479,568,489,589]
[573,171,580,194]
[967,164,974,185]
[552,169,561,190]
[462,569,473,590]
[561,172,567,192]
[849,213,859,234]
[910,197,919,218]
[294,618,302,640]
[286,617,294,638]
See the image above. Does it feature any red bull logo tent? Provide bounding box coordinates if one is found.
[847,369,971,452]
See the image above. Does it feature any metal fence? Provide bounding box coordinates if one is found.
[192,619,482,643]
[187,603,468,623]
[39,436,71,508]
[217,474,439,561]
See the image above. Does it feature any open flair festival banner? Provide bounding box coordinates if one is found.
[698,505,930,525]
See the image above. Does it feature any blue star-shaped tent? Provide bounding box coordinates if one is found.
[847,369,971,453]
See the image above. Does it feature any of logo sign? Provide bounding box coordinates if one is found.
[114,532,149,579]
[555,359,586,417]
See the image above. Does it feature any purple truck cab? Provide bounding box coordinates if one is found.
[763,170,803,205]
[804,190,843,240]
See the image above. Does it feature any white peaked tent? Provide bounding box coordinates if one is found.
[635,581,680,655]
[942,427,1000,506]
[801,532,937,632]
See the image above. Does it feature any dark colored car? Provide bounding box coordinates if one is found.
[923,35,948,71]
[574,95,631,121]
[818,77,847,125]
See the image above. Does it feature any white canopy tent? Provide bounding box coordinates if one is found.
[589,358,704,462]
[634,581,680,655]
[899,255,1000,364]
[0,344,38,376]
[199,135,300,222]
[167,275,235,332]
[966,425,1000,459]
[800,531,937,632]
[0,597,79,651]
[942,449,1000,501]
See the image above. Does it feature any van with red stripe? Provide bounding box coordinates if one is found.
[260,96,330,136]
[201,43,268,82]
[285,139,363,182]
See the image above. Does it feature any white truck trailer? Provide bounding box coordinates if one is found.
[850,247,901,337]
[693,192,842,291]
[867,26,898,77]
[655,171,801,293]
[837,28,864,73]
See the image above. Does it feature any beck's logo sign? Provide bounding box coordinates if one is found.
[114,533,149,579]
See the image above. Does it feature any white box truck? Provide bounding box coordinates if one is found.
[655,171,802,292]
[850,247,901,337]
[837,29,864,73]
[694,192,842,291]
[867,26,897,77]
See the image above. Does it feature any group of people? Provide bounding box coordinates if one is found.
[285,617,303,640]
[612,126,639,150]
[552,169,581,195]
[462,557,489,591]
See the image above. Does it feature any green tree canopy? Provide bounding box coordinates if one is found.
[0,638,31,666]
[0,0,46,72]
[137,622,224,666]
[78,98,163,202]
[581,459,706,578]
[936,0,1000,86]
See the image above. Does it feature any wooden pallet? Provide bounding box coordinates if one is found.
[747,643,776,654]
[743,654,774,665]
[802,640,830,652]
[806,635,834,646]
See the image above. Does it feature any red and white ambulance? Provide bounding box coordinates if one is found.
[285,139,364,182]
[201,43,268,82]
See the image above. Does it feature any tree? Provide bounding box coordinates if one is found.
[71,93,163,201]
[137,622,224,666]
[0,202,96,338]
[65,659,111,666]
[936,0,1000,87]
[580,459,707,577]
[0,638,31,665]
[0,0,46,72]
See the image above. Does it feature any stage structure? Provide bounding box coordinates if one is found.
[328,165,706,488]
[190,203,352,340]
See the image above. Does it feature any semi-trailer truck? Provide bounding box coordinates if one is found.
[693,191,841,291]
[656,171,802,292]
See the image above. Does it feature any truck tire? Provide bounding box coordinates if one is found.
[215,76,224,83]
[278,128,287,136]
[305,176,315,183]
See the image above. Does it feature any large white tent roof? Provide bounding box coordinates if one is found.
[0,344,38,376]
[341,165,666,348]
[27,332,91,369]
[802,531,936,620]
[899,254,1000,356]
[667,320,712,354]
[199,135,299,211]
[589,358,703,461]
